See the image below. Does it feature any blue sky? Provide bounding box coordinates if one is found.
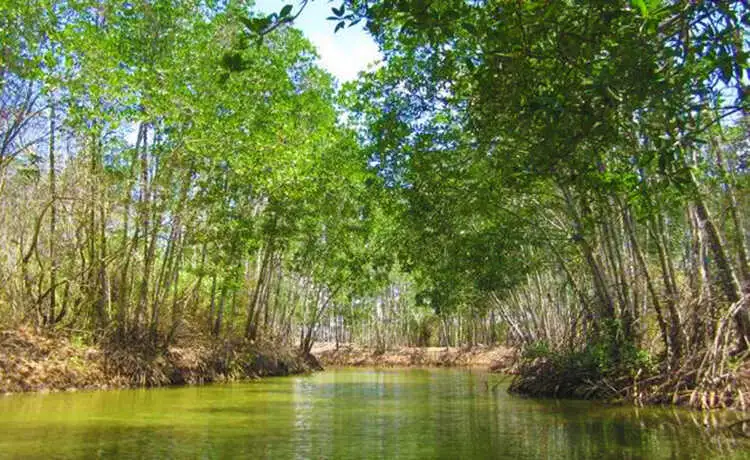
[253,0,382,83]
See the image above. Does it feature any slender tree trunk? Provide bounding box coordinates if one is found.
[213,282,227,337]
[246,242,273,340]
[117,123,145,338]
[623,202,672,358]
[561,186,615,320]
[47,102,56,326]
[208,273,217,331]
[650,212,683,364]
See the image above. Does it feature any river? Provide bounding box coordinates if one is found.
[0,368,747,459]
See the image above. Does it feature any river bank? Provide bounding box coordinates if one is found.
[8,328,747,414]
[311,342,750,412]
[311,343,517,371]
[0,328,315,394]
[2,328,517,395]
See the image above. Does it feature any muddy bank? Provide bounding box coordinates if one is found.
[1,328,314,394]
[312,343,517,371]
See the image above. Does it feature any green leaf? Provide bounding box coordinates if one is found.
[239,16,271,34]
[461,21,477,35]
[239,16,255,30]
[280,4,293,18]
[718,52,734,84]
[631,0,648,16]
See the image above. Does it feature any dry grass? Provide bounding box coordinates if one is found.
[0,327,108,392]
[312,343,517,370]
[1,328,312,394]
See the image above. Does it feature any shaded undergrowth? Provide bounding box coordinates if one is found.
[509,340,750,411]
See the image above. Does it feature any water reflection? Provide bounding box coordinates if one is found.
[0,368,747,459]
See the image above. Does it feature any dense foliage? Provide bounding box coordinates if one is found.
[331,0,750,406]
[0,0,400,355]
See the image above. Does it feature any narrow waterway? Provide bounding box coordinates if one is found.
[0,368,746,459]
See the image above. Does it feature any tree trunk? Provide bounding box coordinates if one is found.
[690,171,750,350]
[47,102,56,326]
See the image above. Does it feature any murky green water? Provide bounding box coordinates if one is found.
[0,368,747,459]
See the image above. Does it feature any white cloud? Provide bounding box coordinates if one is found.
[309,30,381,83]
[254,0,382,83]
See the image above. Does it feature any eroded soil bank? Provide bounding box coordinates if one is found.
[1,329,515,395]
[311,343,517,371]
[1,328,316,394]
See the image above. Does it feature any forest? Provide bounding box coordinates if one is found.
[1,0,749,409]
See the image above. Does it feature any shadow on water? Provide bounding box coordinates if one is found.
[0,368,748,459]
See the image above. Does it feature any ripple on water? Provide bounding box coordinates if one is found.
[0,367,747,459]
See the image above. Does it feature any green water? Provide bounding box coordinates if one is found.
[0,368,747,459]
